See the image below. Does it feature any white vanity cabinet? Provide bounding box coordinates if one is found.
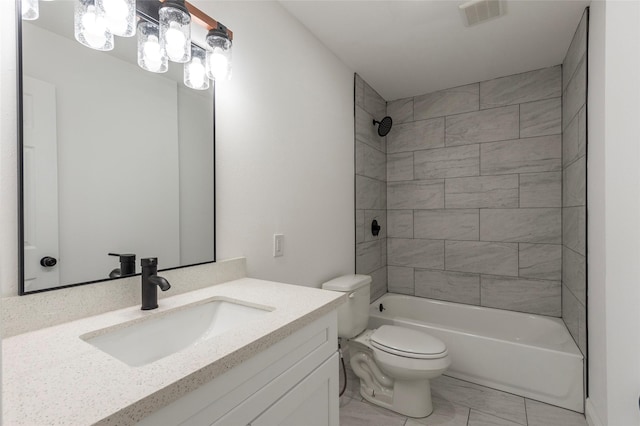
[138,311,339,426]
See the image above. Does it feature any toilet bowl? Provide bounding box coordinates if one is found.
[322,275,451,418]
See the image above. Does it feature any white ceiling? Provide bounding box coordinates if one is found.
[280,0,590,101]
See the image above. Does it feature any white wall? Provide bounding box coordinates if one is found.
[195,1,355,287]
[587,1,640,425]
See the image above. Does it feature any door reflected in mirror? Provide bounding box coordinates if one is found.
[19,1,215,294]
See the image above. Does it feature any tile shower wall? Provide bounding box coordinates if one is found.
[386,66,563,316]
[562,10,588,356]
[355,74,388,302]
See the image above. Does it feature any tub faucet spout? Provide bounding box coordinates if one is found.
[140,257,171,310]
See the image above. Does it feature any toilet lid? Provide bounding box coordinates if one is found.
[370,325,447,359]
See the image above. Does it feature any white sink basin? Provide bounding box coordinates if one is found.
[82,299,273,367]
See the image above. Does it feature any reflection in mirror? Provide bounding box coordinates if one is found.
[19,1,215,294]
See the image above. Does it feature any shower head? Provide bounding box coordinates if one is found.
[373,116,393,137]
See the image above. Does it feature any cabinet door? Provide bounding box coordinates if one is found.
[250,353,339,426]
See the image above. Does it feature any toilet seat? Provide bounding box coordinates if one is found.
[370,325,448,359]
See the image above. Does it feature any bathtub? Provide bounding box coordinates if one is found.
[368,293,584,412]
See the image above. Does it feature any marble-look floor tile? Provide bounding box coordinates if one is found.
[480,135,562,176]
[445,175,519,209]
[388,180,445,210]
[387,97,414,124]
[525,398,587,426]
[388,152,414,182]
[388,210,414,238]
[414,145,479,179]
[415,269,480,305]
[339,398,407,426]
[519,243,562,280]
[405,396,470,426]
[388,238,445,269]
[445,241,518,276]
[414,83,479,120]
[414,209,479,241]
[467,410,523,426]
[388,265,415,295]
[519,172,561,208]
[481,275,561,316]
[431,376,527,425]
[480,208,561,244]
[388,118,445,153]
[445,105,519,146]
[480,66,561,109]
[520,97,561,138]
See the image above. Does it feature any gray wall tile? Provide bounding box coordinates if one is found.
[388,266,414,295]
[520,98,561,138]
[370,266,388,302]
[563,11,588,93]
[563,206,586,255]
[562,111,581,168]
[445,241,518,276]
[387,152,414,182]
[415,269,480,305]
[445,105,519,146]
[414,83,479,120]
[388,118,445,153]
[355,209,364,244]
[387,98,413,124]
[356,105,385,152]
[578,302,586,355]
[414,145,480,179]
[563,246,586,306]
[414,209,479,241]
[363,80,386,119]
[388,210,413,238]
[563,156,586,207]
[480,208,561,244]
[364,210,386,242]
[356,240,383,274]
[388,179,444,209]
[562,284,580,343]
[480,135,562,175]
[563,57,586,130]
[355,74,365,108]
[445,175,519,208]
[356,175,386,210]
[519,172,562,208]
[481,276,561,316]
[356,141,386,181]
[480,66,561,108]
[388,238,444,269]
[519,243,562,280]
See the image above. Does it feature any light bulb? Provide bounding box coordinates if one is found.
[75,2,113,51]
[143,36,163,72]
[22,0,39,20]
[137,21,167,73]
[207,49,229,81]
[165,23,187,61]
[97,0,135,37]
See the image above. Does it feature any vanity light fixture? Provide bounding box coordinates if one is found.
[205,24,232,81]
[21,0,39,20]
[96,0,136,37]
[137,20,167,73]
[74,0,114,51]
[184,45,209,90]
[159,0,191,63]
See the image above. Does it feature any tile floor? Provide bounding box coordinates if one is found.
[339,367,587,426]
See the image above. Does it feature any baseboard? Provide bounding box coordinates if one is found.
[585,398,605,426]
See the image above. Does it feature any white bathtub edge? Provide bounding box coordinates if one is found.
[585,398,604,426]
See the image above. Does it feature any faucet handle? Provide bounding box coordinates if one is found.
[141,257,158,268]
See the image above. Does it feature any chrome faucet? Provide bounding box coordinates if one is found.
[140,257,171,310]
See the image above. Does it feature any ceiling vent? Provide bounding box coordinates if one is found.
[459,0,505,27]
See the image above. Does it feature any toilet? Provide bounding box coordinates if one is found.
[323,274,450,418]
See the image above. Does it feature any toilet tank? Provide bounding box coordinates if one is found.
[322,275,371,339]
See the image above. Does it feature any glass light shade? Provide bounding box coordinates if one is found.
[137,21,168,73]
[205,34,232,81]
[184,46,209,91]
[96,0,136,37]
[22,0,39,20]
[74,0,114,51]
[159,3,191,63]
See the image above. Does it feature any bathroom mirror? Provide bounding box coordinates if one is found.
[18,1,215,294]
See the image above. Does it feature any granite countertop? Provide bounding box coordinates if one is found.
[2,278,345,425]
